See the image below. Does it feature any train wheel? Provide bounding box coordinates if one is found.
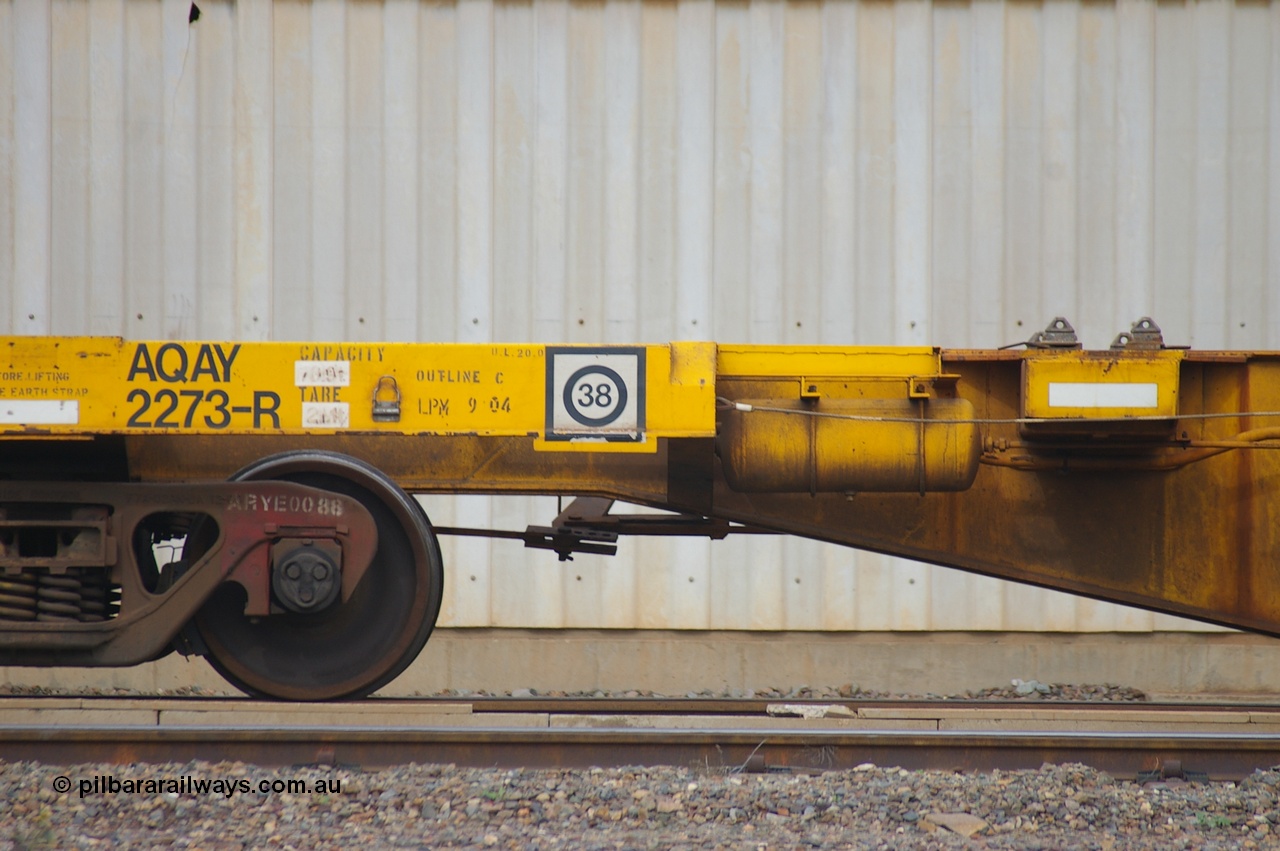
[194,451,443,700]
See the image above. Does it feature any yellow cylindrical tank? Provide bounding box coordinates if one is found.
[718,398,981,493]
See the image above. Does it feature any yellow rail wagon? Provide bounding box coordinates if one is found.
[1,319,1278,700]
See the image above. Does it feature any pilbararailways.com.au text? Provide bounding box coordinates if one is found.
[58,774,343,799]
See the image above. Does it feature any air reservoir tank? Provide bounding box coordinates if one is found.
[718,398,981,493]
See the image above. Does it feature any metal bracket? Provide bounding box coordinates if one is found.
[371,375,402,422]
[1136,759,1208,784]
[522,524,619,561]
[1027,317,1081,349]
[434,496,774,562]
[1110,317,1165,350]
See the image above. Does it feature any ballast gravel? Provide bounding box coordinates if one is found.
[0,682,1256,847]
[0,680,1151,702]
[443,681,1151,703]
[4,760,1280,850]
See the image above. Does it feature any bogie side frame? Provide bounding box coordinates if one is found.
[1,325,1278,698]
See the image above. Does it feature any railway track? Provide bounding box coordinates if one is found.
[3,696,1280,780]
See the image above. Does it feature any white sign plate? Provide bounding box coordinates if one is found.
[546,348,645,441]
[295,361,351,387]
[0,400,79,425]
[1047,382,1159,409]
[301,402,350,429]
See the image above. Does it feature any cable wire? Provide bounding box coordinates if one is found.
[715,397,1280,428]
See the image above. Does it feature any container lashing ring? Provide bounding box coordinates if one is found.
[372,375,401,423]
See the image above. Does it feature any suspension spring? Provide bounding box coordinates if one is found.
[34,569,119,622]
[36,573,83,622]
[0,570,38,621]
[78,569,120,621]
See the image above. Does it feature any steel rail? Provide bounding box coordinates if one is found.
[27,694,1280,714]
[436,696,1280,715]
[1,724,1279,780]
[2,697,1280,779]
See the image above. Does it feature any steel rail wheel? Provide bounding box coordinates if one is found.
[194,451,444,701]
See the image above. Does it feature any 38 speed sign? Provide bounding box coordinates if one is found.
[545,348,645,442]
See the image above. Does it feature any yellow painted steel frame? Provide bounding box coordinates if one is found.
[3,336,1280,638]
[0,337,714,445]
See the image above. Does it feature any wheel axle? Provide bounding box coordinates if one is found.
[271,539,341,614]
[195,451,444,701]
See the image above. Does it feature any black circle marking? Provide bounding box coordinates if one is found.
[563,365,628,427]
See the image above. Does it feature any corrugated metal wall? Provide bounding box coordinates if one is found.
[2,0,1273,631]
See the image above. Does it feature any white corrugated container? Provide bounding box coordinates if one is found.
[3,0,1272,632]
